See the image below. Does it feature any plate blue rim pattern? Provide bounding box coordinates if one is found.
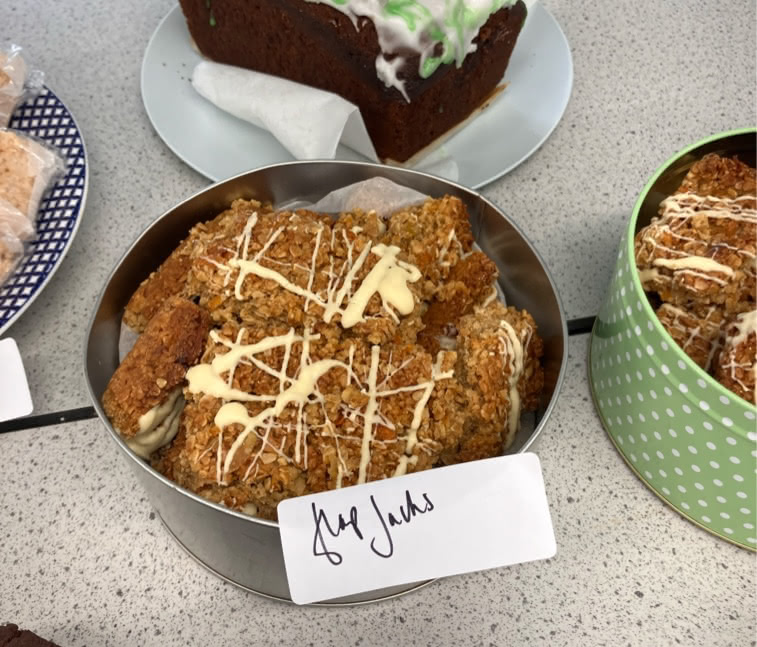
[0,86,89,335]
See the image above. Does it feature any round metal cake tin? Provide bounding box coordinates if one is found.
[589,129,757,550]
[84,160,568,604]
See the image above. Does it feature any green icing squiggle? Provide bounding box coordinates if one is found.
[385,0,516,78]
[312,0,519,98]
[383,0,433,31]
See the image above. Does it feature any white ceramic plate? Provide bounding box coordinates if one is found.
[141,2,572,189]
[0,86,88,336]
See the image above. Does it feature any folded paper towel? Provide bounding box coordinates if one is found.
[192,61,378,161]
[191,61,459,181]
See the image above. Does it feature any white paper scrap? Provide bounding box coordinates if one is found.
[278,453,556,604]
[305,177,428,217]
[0,338,33,422]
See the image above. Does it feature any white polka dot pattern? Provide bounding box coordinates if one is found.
[590,230,757,550]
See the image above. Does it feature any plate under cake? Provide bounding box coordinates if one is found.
[140,4,573,187]
[178,0,528,163]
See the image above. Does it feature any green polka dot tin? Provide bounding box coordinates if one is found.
[589,129,757,550]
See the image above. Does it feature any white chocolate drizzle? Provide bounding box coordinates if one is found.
[221,212,422,329]
[638,268,661,284]
[128,388,185,459]
[661,193,756,223]
[303,226,324,313]
[340,244,421,327]
[357,346,382,483]
[392,353,454,477]
[185,327,453,487]
[658,304,722,371]
[653,256,734,278]
[720,310,757,401]
[438,228,465,269]
[497,318,531,438]
[729,310,757,348]
[638,192,757,292]
[478,284,500,309]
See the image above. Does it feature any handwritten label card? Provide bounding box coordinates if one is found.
[278,453,556,604]
[0,338,33,423]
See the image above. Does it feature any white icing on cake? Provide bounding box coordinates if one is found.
[306,0,519,100]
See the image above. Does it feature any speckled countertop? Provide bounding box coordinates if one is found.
[0,0,755,645]
[3,336,754,646]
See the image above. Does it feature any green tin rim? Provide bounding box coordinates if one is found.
[626,126,757,433]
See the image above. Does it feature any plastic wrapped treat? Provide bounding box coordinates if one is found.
[0,45,43,127]
[0,129,65,287]
[0,129,65,225]
[0,221,23,284]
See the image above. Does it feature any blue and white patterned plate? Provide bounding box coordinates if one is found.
[0,86,88,335]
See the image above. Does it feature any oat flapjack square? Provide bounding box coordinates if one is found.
[106,193,547,518]
[635,153,756,403]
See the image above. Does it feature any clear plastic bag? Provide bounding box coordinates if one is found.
[0,44,44,127]
[0,199,34,241]
[0,129,65,288]
[0,128,65,231]
[0,220,24,286]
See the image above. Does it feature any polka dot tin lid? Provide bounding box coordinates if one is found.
[590,129,757,550]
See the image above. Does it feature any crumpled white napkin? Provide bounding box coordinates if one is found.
[191,61,459,181]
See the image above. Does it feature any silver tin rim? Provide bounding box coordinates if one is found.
[84,159,569,603]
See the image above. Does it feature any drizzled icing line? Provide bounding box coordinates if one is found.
[661,193,757,223]
[658,304,722,371]
[438,228,465,269]
[728,310,757,348]
[126,388,185,459]
[222,211,422,330]
[392,352,454,477]
[720,310,757,401]
[497,318,531,437]
[638,191,757,290]
[653,256,734,278]
[185,327,454,487]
